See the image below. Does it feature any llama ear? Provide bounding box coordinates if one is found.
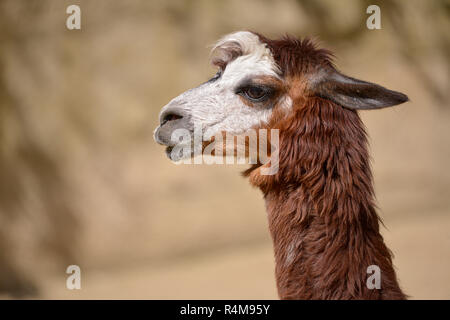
[311,68,409,110]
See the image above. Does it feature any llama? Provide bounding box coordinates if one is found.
[154,31,408,299]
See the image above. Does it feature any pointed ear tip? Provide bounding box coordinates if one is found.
[398,92,409,104]
[390,90,408,105]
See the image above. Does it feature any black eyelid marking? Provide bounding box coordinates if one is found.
[235,77,276,93]
[206,70,222,83]
[235,84,274,94]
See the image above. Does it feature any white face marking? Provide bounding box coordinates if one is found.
[158,31,282,141]
[278,95,293,112]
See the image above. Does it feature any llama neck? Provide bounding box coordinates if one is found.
[250,99,405,299]
[264,184,405,299]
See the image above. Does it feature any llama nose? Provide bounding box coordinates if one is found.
[159,108,184,126]
[155,107,190,147]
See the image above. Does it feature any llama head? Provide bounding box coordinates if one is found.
[154,31,408,163]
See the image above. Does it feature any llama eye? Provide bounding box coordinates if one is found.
[240,86,272,102]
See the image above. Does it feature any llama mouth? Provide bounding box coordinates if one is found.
[165,145,188,161]
[165,146,174,158]
[165,143,197,161]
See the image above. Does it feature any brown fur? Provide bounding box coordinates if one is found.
[242,35,407,299]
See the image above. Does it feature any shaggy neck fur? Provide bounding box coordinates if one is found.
[247,97,406,299]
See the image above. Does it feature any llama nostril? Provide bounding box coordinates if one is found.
[161,111,183,126]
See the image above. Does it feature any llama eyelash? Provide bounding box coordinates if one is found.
[235,84,275,103]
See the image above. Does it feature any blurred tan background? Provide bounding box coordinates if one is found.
[0,0,449,299]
